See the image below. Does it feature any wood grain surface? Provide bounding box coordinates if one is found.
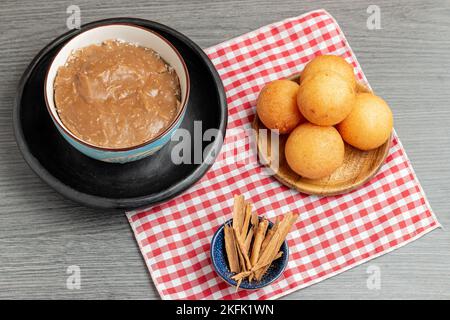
[0,0,449,299]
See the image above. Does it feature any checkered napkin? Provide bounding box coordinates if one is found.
[126,9,440,300]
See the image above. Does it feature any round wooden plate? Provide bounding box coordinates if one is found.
[253,74,391,196]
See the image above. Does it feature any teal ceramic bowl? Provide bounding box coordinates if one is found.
[44,24,190,163]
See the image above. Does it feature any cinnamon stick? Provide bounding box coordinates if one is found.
[231,270,252,282]
[224,224,240,273]
[253,232,281,270]
[233,228,252,271]
[260,217,280,253]
[251,211,259,231]
[235,278,242,292]
[255,213,298,280]
[231,233,281,282]
[240,202,252,240]
[250,218,269,266]
[235,236,247,272]
[232,195,245,238]
[244,228,254,253]
[274,251,283,260]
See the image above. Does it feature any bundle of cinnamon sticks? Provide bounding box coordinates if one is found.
[223,195,298,289]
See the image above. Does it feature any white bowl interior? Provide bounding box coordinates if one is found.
[45,24,188,146]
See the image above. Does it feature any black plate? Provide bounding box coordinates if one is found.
[13,18,227,209]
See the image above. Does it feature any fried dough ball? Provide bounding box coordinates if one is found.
[285,123,345,179]
[297,71,356,126]
[337,93,393,151]
[300,55,356,88]
[256,80,305,134]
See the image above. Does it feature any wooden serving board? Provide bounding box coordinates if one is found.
[252,75,391,196]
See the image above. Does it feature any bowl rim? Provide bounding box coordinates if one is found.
[43,22,191,152]
[210,217,289,290]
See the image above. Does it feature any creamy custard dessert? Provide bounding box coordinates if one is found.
[54,40,181,149]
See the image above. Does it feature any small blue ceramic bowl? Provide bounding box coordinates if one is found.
[44,24,190,163]
[210,218,289,290]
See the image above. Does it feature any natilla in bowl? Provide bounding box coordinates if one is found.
[45,23,190,163]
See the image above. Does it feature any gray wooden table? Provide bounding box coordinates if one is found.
[1,0,449,299]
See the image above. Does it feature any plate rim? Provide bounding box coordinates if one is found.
[13,17,228,209]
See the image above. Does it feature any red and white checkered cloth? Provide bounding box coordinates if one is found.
[126,9,440,300]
